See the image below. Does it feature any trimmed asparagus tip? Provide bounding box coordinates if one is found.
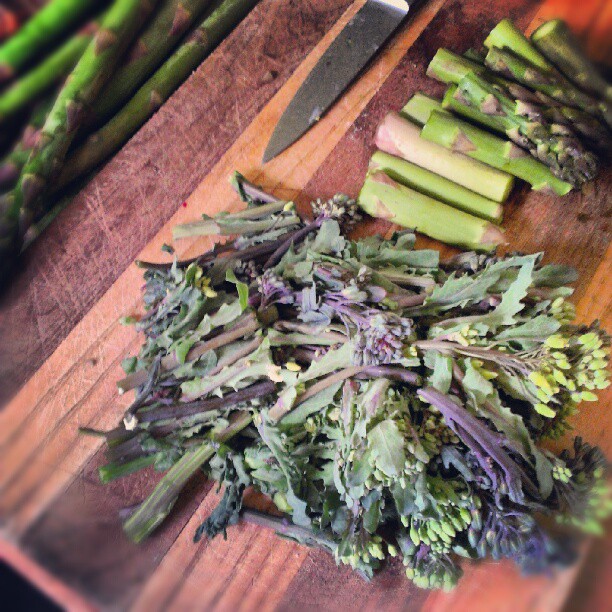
[375,111,514,202]
[358,171,505,252]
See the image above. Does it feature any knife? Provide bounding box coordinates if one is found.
[263,0,418,163]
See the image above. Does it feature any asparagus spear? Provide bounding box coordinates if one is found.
[0,22,98,125]
[56,0,258,190]
[0,0,100,83]
[484,46,612,128]
[484,18,550,71]
[426,48,490,85]
[0,96,54,191]
[0,0,160,278]
[375,111,514,202]
[421,110,573,196]
[358,171,504,252]
[483,19,612,128]
[430,50,612,151]
[531,19,612,102]
[88,0,213,129]
[456,72,598,187]
[369,151,503,223]
[443,84,610,151]
[442,85,503,132]
[401,92,443,125]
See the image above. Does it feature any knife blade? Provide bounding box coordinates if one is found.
[263,0,417,163]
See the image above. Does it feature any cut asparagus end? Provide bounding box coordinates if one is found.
[421,110,573,196]
[426,48,484,84]
[484,18,551,71]
[358,171,505,252]
[401,93,444,125]
[375,111,514,202]
[369,151,503,223]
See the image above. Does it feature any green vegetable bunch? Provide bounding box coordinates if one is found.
[91,173,611,590]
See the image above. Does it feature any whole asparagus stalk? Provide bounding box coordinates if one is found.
[531,19,612,102]
[0,0,160,279]
[0,21,98,125]
[484,46,612,128]
[358,171,504,252]
[401,92,443,125]
[56,0,258,191]
[369,151,503,223]
[0,0,100,83]
[421,110,573,196]
[375,111,514,202]
[0,95,54,191]
[88,0,213,130]
[455,72,598,187]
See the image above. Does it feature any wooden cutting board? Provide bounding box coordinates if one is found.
[0,0,610,609]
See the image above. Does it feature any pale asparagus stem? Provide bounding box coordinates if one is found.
[123,411,253,543]
[369,150,503,223]
[358,171,505,252]
[375,112,514,202]
[117,312,260,393]
[421,111,573,196]
[531,19,612,102]
[269,366,368,422]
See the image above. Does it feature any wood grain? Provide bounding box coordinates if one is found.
[0,0,610,610]
[0,0,352,407]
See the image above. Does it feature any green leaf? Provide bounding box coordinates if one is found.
[425,351,453,393]
[225,269,249,311]
[368,420,406,477]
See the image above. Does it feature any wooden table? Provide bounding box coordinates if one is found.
[0,0,610,609]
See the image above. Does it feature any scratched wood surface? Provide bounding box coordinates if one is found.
[0,0,610,610]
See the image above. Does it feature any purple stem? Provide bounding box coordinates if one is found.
[264,219,322,269]
[138,380,275,423]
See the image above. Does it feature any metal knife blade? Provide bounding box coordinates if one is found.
[263,0,415,163]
